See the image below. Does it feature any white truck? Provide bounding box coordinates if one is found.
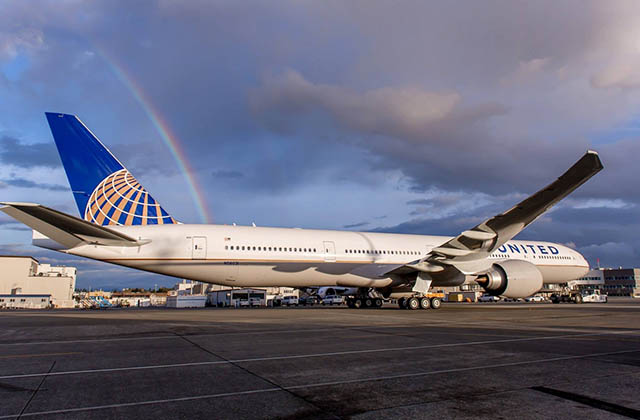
[551,289,607,304]
[579,289,608,303]
[322,295,344,305]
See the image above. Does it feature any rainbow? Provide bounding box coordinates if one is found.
[94,48,211,224]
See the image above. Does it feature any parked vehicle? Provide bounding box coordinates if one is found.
[478,295,500,302]
[282,295,299,306]
[322,295,344,305]
[580,289,608,303]
[525,295,545,302]
[551,289,607,304]
[300,296,319,306]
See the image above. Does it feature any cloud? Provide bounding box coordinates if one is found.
[591,62,640,90]
[0,135,60,168]
[343,221,369,229]
[0,27,43,60]
[251,70,507,146]
[212,170,244,179]
[0,177,68,191]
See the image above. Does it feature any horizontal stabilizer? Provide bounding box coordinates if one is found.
[0,202,147,248]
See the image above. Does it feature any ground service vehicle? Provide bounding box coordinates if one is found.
[282,296,299,306]
[551,289,607,304]
[300,296,319,306]
[322,295,344,305]
[580,289,608,303]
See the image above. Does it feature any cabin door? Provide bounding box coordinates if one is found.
[323,241,336,262]
[192,237,207,259]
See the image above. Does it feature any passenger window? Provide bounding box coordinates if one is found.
[225,246,228,250]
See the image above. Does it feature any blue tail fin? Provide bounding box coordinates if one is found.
[45,113,178,226]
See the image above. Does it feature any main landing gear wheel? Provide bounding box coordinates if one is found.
[353,298,363,309]
[420,297,430,309]
[407,297,420,310]
[364,298,373,308]
[398,298,406,309]
[430,297,442,309]
[374,298,383,308]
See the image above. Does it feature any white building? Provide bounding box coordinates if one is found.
[166,295,207,308]
[0,294,51,309]
[0,256,76,308]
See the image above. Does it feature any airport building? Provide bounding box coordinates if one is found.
[573,268,639,296]
[600,268,640,296]
[0,256,76,308]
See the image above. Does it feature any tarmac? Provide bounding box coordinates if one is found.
[1,299,639,419]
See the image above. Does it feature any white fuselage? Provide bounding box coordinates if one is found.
[36,224,590,289]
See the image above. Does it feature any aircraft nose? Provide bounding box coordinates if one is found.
[575,251,589,268]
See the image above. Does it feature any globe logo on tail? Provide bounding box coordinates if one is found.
[84,169,177,226]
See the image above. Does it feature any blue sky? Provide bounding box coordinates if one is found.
[1,1,639,290]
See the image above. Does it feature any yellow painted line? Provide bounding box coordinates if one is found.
[0,352,82,359]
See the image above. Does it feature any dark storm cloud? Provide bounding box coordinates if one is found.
[0,177,68,191]
[212,170,244,179]
[343,221,369,229]
[251,70,634,200]
[0,135,60,168]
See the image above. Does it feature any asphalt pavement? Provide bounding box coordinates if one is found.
[1,298,639,419]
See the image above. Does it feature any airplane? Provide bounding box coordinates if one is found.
[1,113,603,310]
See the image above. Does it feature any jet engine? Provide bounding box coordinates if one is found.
[476,260,543,298]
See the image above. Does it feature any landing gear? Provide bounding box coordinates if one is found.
[346,290,442,310]
[420,297,430,310]
[430,297,442,309]
[407,297,420,310]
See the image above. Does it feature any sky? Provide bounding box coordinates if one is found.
[0,0,639,290]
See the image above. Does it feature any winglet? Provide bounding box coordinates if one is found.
[426,150,603,263]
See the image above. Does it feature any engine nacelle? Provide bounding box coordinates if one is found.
[477,260,543,298]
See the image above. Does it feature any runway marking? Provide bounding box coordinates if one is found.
[0,330,637,381]
[0,352,81,359]
[0,322,525,347]
[1,348,638,419]
[0,311,636,347]
[532,386,640,419]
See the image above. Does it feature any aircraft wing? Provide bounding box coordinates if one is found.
[395,150,603,276]
[0,202,147,249]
